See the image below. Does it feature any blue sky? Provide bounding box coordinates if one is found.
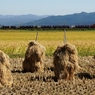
[0,0,95,15]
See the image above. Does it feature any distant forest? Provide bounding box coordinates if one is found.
[0,24,95,30]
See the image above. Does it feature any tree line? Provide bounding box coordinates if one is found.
[0,24,95,30]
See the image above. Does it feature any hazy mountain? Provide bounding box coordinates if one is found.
[24,12,95,26]
[0,12,95,26]
[0,14,48,26]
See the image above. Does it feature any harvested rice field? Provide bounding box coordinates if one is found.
[0,30,95,94]
[0,56,95,95]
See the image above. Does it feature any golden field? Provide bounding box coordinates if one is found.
[0,29,95,94]
[0,29,95,57]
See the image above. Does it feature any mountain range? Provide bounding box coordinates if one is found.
[0,12,95,26]
[0,14,48,26]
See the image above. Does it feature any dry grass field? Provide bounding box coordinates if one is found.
[0,29,95,94]
[0,56,95,95]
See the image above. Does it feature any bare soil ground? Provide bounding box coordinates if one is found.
[0,56,95,95]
